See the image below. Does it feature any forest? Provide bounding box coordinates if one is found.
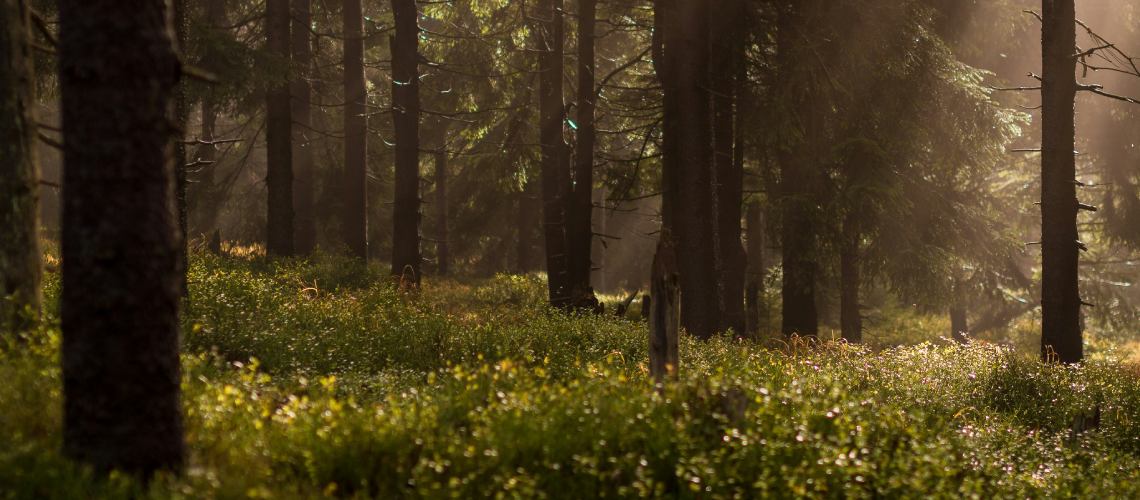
[3,0,1140,497]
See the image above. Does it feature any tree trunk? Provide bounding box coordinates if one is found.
[653,0,676,232]
[649,235,680,380]
[292,0,316,254]
[592,187,607,292]
[173,0,189,295]
[566,0,596,308]
[342,0,368,259]
[391,0,421,286]
[777,2,818,338]
[744,201,764,339]
[839,218,862,343]
[266,0,294,257]
[434,149,449,275]
[712,0,745,337]
[661,0,719,339]
[59,0,185,475]
[535,0,571,307]
[0,0,40,333]
[1040,0,1081,363]
[950,305,968,344]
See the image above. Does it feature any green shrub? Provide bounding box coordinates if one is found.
[2,254,1139,498]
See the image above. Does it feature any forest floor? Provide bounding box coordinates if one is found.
[3,251,1140,498]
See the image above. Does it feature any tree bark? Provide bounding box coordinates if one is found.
[0,0,40,333]
[266,0,294,257]
[1040,0,1081,363]
[342,0,368,259]
[565,0,597,308]
[173,0,189,295]
[950,305,968,344]
[712,0,746,336]
[59,0,185,475]
[292,0,316,254]
[839,218,862,343]
[434,149,449,275]
[744,201,764,339]
[777,2,819,339]
[652,0,677,232]
[534,0,571,307]
[662,0,719,339]
[391,0,421,286]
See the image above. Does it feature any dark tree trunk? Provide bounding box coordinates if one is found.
[652,0,677,232]
[391,0,421,286]
[660,0,719,339]
[712,0,746,337]
[777,2,818,338]
[266,0,294,257]
[535,0,571,307]
[0,0,40,333]
[434,149,449,275]
[950,305,968,344]
[591,187,607,291]
[292,0,316,254]
[59,0,185,475]
[342,0,368,259]
[174,0,189,294]
[1040,0,1081,363]
[566,0,596,307]
[839,218,862,343]
[744,201,764,339]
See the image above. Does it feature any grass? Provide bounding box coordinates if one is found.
[2,252,1140,498]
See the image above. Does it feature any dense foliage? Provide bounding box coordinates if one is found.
[3,255,1139,498]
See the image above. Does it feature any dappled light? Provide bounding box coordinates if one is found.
[3,0,1140,496]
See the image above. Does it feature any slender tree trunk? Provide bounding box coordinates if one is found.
[535,0,571,307]
[391,0,421,285]
[950,305,968,343]
[592,187,607,292]
[1040,0,1081,363]
[59,0,185,475]
[777,2,819,338]
[566,0,596,307]
[434,149,449,275]
[839,218,862,343]
[292,0,316,254]
[652,0,676,232]
[0,0,40,333]
[342,0,368,259]
[174,0,189,294]
[744,201,764,339]
[712,0,745,336]
[266,0,294,257]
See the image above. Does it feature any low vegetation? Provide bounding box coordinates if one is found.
[2,254,1139,498]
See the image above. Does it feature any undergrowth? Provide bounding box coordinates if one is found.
[2,252,1139,498]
